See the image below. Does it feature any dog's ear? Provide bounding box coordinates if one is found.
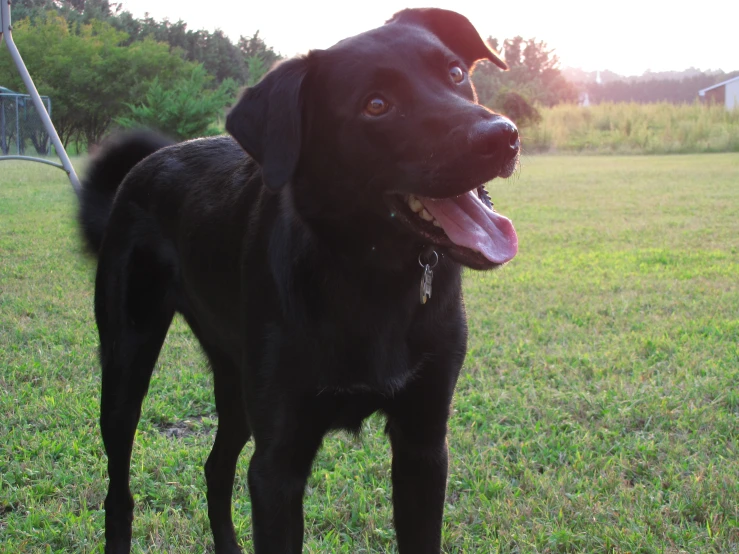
[226,57,308,191]
[388,8,508,70]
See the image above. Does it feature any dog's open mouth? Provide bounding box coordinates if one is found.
[388,184,518,269]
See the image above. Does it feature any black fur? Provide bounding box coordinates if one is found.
[80,9,519,554]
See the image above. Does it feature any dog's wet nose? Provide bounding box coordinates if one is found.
[507,125,520,150]
[469,117,520,156]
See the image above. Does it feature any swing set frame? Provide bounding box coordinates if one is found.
[0,0,81,196]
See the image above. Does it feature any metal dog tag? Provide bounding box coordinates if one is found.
[420,264,433,304]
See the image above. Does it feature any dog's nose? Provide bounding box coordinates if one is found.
[469,117,520,156]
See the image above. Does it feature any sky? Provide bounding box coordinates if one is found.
[119,0,737,76]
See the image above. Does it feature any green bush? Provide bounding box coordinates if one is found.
[116,66,237,140]
[494,90,542,128]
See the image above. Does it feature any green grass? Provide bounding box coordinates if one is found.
[526,102,739,154]
[1,154,738,553]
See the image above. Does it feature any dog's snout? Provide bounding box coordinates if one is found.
[469,117,520,156]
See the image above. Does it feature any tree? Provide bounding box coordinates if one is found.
[8,1,282,88]
[238,31,281,84]
[199,29,247,84]
[471,35,577,125]
[246,56,268,87]
[0,12,195,148]
[11,0,119,24]
[1,3,283,149]
[238,31,280,66]
[503,36,524,69]
[111,19,279,86]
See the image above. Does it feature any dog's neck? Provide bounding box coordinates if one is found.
[277,183,425,271]
[268,186,459,305]
[293,208,440,274]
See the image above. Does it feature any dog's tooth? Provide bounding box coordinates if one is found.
[408,196,424,213]
[432,219,441,227]
[420,209,434,222]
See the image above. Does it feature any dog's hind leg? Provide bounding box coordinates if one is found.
[202,348,251,554]
[95,241,176,554]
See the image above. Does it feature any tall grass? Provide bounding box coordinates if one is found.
[524,102,739,154]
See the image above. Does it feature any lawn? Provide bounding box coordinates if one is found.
[1,153,738,553]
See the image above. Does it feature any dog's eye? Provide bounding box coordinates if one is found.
[364,96,390,116]
[449,64,465,84]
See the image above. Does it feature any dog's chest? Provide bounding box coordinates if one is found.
[267,318,425,395]
[251,256,466,396]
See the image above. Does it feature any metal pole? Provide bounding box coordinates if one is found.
[15,95,19,154]
[0,0,81,196]
[47,96,52,155]
[1,96,5,154]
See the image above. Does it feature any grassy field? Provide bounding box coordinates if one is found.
[526,103,739,155]
[1,153,738,553]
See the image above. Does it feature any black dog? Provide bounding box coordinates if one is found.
[79,8,519,553]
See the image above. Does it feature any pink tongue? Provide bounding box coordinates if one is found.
[420,192,518,264]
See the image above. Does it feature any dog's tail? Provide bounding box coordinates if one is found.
[79,131,174,255]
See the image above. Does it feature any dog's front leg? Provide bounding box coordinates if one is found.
[385,371,458,553]
[246,396,330,553]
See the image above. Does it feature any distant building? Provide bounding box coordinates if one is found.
[698,76,739,110]
[578,70,601,107]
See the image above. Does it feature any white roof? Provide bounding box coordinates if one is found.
[698,75,739,96]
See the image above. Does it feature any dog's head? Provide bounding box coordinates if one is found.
[227,8,519,270]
